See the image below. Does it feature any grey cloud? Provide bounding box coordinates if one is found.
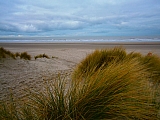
[0,0,160,36]
[0,23,37,32]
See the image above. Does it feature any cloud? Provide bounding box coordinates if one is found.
[0,0,160,36]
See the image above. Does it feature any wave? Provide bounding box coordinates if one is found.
[0,36,160,43]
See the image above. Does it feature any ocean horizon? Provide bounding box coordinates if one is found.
[0,36,160,43]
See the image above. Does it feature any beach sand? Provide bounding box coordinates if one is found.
[0,42,160,101]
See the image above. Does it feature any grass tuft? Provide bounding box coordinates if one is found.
[73,47,127,79]
[142,54,160,85]
[0,47,16,59]
[15,52,20,58]
[73,47,160,86]
[20,52,31,60]
[0,47,32,60]
[34,53,50,60]
[69,59,157,119]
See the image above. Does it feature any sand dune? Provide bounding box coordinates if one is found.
[0,42,160,101]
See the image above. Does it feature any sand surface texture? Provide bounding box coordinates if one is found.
[0,42,160,101]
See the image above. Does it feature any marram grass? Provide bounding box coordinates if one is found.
[0,47,160,119]
[0,47,31,60]
[70,59,157,119]
[73,47,160,85]
[20,52,31,60]
[0,47,52,61]
[0,47,16,59]
[72,47,127,79]
[142,54,160,85]
[34,53,50,60]
[0,60,159,119]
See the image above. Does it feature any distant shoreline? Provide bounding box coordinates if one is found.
[0,36,160,44]
[1,41,160,56]
[0,40,160,44]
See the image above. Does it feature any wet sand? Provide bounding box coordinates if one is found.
[0,42,160,101]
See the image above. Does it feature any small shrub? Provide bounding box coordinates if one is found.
[20,52,31,60]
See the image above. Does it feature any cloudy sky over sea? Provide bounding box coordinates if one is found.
[0,0,160,37]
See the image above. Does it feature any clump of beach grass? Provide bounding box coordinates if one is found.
[15,52,20,58]
[73,47,160,86]
[127,52,142,59]
[142,54,160,85]
[20,52,31,60]
[34,53,50,60]
[0,47,32,60]
[73,47,127,78]
[0,47,16,59]
[0,75,69,120]
[69,59,157,119]
[127,52,160,85]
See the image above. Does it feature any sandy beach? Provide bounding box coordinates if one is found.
[1,42,160,101]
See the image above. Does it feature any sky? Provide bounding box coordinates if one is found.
[0,0,160,37]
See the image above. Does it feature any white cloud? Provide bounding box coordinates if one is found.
[20,24,38,32]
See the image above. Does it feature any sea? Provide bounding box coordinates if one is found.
[0,36,160,43]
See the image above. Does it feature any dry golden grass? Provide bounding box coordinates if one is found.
[73,47,160,86]
[0,47,16,59]
[0,47,31,60]
[69,58,157,119]
[142,54,160,85]
[72,47,127,79]
[15,52,20,57]
[20,52,31,60]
